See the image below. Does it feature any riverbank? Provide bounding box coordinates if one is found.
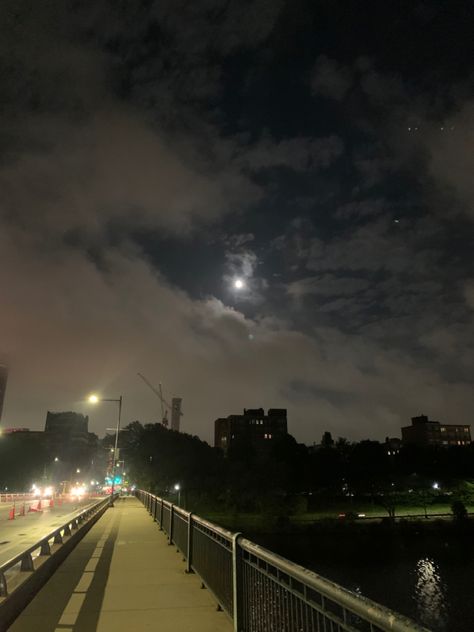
[203,501,474,532]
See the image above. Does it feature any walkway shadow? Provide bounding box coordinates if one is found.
[9,504,121,632]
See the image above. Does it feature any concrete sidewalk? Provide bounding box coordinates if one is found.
[9,497,233,631]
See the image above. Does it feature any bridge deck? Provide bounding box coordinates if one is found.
[9,496,233,632]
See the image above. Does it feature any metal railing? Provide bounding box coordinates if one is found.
[137,490,429,632]
[0,493,35,503]
[0,495,113,599]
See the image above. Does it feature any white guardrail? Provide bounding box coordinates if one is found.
[0,494,35,503]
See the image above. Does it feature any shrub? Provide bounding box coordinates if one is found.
[451,500,468,521]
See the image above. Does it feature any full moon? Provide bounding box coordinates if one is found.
[234,278,245,290]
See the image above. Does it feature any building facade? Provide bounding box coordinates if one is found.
[44,411,97,463]
[45,411,89,435]
[402,414,471,447]
[214,408,288,452]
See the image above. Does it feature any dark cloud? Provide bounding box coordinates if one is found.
[287,275,371,299]
[310,55,353,101]
[237,133,344,172]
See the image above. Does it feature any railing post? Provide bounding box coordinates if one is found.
[186,513,194,574]
[169,504,174,544]
[153,496,158,522]
[159,499,164,530]
[20,553,34,572]
[0,571,7,597]
[232,533,243,632]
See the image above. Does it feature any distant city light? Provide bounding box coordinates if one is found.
[71,485,86,498]
[432,482,439,490]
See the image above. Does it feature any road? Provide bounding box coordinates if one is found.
[0,496,106,567]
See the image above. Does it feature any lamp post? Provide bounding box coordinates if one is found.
[88,394,123,507]
[174,483,181,506]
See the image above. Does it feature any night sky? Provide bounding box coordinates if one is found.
[1,1,473,443]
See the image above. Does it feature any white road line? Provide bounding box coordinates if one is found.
[57,593,87,625]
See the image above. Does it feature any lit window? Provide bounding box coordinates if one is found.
[440,427,446,432]
[269,434,272,439]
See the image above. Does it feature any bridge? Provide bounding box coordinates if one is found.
[0,492,429,632]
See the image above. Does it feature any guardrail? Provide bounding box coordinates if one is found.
[0,495,115,631]
[137,490,429,632]
[0,493,35,503]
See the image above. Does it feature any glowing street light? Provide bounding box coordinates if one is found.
[88,393,123,506]
[233,278,245,290]
[174,483,181,506]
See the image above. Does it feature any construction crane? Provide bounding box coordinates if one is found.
[137,373,183,430]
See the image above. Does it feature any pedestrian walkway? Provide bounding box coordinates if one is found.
[9,497,233,632]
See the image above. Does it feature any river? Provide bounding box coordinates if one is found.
[251,524,474,631]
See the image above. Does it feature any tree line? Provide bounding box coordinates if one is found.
[3,423,474,519]
[116,423,474,516]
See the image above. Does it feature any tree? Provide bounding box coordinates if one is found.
[321,431,334,448]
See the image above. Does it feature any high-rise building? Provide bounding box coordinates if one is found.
[0,365,8,422]
[214,408,288,453]
[171,397,182,432]
[402,414,471,447]
[44,411,98,472]
[45,411,89,435]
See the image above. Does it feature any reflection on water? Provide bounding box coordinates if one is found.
[256,533,474,631]
[415,558,448,631]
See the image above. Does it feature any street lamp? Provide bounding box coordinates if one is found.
[88,393,123,507]
[174,483,181,506]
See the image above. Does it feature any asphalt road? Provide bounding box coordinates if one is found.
[0,497,105,567]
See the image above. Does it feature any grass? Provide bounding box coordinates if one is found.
[201,502,474,531]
